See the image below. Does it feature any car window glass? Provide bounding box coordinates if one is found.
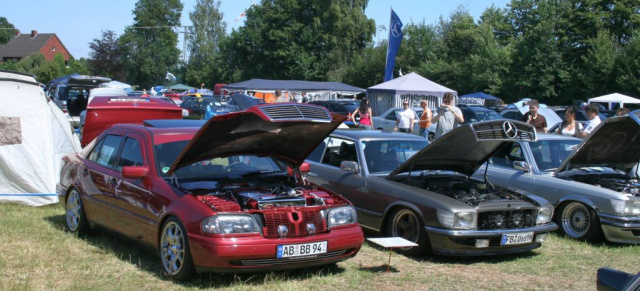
[118,137,144,171]
[509,143,524,161]
[307,137,328,162]
[490,142,514,168]
[87,138,106,162]
[385,110,397,121]
[328,103,343,113]
[362,140,428,173]
[463,110,476,123]
[529,140,581,172]
[95,135,123,169]
[321,137,358,168]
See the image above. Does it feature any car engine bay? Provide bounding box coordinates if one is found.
[562,174,640,196]
[180,179,347,212]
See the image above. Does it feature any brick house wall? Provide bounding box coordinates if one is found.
[39,35,70,61]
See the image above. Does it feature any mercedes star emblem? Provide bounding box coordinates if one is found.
[306,223,316,235]
[502,121,518,138]
[277,225,289,237]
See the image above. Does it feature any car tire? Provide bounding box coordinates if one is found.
[160,217,196,281]
[387,208,431,256]
[556,202,603,242]
[65,188,89,234]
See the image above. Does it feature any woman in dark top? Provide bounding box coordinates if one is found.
[557,106,583,137]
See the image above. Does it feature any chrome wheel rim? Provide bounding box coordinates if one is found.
[392,210,419,249]
[161,221,185,275]
[561,203,590,238]
[66,190,81,231]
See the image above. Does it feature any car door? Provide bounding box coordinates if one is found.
[180,98,196,119]
[480,142,537,194]
[110,134,155,241]
[306,136,377,226]
[381,110,398,131]
[81,133,125,227]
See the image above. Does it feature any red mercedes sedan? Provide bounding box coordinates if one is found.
[57,104,364,280]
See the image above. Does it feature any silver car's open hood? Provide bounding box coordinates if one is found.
[557,111,640,174]
[388,120,537,178]
[167,104,345,175]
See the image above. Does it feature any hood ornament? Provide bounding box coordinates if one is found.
[502,121,518,138]
[277,225,289,237]
[306,223,316,235]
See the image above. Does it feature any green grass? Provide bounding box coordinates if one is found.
[1,203,638,290]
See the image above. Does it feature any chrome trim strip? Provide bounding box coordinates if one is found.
[599,213,640,222]
[425,223,557,237]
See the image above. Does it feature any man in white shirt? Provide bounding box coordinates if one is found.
[580,104,602,138]
[394,100,416,133]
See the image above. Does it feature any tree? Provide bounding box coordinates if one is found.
[87,30,126,81]
[615,30,640,96]
[119,0,183,87]
[0,17,15,45]
[343,42,386,89]
[396,22,440,75]
[185,0,227,87]
[220,0,375,82]
[575,29,619,98]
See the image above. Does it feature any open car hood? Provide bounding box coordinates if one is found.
[388,120,537,178]
[557,111,640,174]
[168,104,345,174]
[230,94,266,110]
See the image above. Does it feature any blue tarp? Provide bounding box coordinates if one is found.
[223,79,365,93]
[47,73,80,86]
[460,92,500,100]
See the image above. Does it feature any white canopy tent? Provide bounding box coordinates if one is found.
[367,72,457,115]
[0,71,81,206]
[588,93,640,110]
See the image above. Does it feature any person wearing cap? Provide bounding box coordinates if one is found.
[394,100,416,133]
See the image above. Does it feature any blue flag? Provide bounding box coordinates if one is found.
[384,9,403,82]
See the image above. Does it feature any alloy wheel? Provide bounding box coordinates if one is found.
[161,221,186,275]
[391,209,420,248]
[561,203,590,238]
[66,189,82,232]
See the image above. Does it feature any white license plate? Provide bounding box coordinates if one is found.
[277,241,327,258]
[501,232,534,245]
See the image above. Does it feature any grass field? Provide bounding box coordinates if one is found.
[1,203,638,290]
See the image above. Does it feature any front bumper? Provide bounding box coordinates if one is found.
[189,225,364,273]
[425,223,558,256]
[599,213,640,244]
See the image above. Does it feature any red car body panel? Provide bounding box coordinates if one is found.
[81,96,182,146]
[58,104,363,274]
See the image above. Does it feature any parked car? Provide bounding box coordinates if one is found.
[459,105,503,124]
[372,107,437,141]
[58,104,364,280]
[475,113,640,243]
[47,74,111,118]
[180,96,231,120]
[78,88,129,133]
[80,96,183,146]
[549,106,607,123]
[309,100,361,127]
[597,267,640,291]
[305,120,557,256]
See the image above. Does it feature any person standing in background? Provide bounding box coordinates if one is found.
[580,104,602,138]
[418,100,432,140]
[522,99,547,132]
[394,100,415,133]
[351,98,374,129]
[557,106,582,137]
[432,92,463,138]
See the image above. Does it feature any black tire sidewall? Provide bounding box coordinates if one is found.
[387,208,430,256]
[557,202,603,242]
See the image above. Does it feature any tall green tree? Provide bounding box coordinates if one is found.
[220,0,375,82]
[615,30,640,95]
[342,42,386,89]
[575,29,619,98]
[185,0,227,87]
[119,0,183,87]
[88,30,126,81]
[395,22,440,75]
[0,17,16,45]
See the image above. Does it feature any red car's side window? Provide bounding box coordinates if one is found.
[88,134,123,170]
[117,138,144,172]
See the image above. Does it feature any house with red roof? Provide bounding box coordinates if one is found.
[0,30,72,63]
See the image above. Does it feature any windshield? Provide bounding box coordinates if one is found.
[154,140,284,179]
[529,139,581,172]
[466,109,502,123]
[361,139,428,174]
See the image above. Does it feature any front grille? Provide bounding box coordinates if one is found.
[263,210,328,238]
[478,209,537,230]
[260,104,331,122]
[472,121,536,141]
[234,250,347,266]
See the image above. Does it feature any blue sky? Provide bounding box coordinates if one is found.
[1,0,511,59]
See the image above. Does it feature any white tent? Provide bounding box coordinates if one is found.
[0,71,82,206]
[588,93,640,110]
[367,72,457,115]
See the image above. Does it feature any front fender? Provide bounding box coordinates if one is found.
[556,195,600,212]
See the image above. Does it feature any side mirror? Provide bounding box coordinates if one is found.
[122,166,149,179]
[340,161,359,173]
[512,161,529,172]
[299,162,311,174]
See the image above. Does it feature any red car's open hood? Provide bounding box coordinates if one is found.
[167,103,345,175]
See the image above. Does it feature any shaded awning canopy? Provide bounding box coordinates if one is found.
[367,72,457,96]
[166,83,196,91]
[460,92,500,100]
[222,79,365,94]
[459,92,500,106]
[588,93,640,110]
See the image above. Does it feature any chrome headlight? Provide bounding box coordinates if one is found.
[536,206,553,224]
[328,206,357,228]
[611,198,640,215]
[201,215,261,234]
[437,210,477,230]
